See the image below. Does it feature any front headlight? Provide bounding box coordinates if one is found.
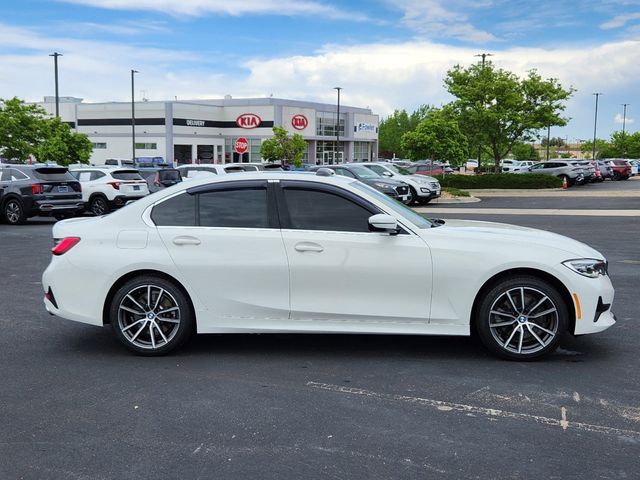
[562,259,608,278]
[373,182,392,189]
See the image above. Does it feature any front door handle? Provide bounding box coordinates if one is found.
[173,236,201,246]
[294,242,324,253]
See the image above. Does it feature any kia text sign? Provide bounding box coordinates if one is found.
[291,114,308,130]
[235,137,249,154]
[236,113,262,129]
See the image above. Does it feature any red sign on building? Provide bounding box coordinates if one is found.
[291,114,308,130]
[236,113,262,129]
[234,137,249,154]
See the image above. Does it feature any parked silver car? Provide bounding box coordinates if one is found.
[518,161,585,185]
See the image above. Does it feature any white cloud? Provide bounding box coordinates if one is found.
[390,0,498,42]
[1,22,639,139]
[59,0,369,21]
[601,12,640,29]
[615,112,634,124]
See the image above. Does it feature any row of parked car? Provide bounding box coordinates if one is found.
[0,161,442,225]
[502,159,637,185]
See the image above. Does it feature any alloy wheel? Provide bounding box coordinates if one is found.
[117,284,181,350]
[91,197,107,215]
[488,286,559,355]
[5,201,21,224]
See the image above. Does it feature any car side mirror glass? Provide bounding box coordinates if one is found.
[382,171,392,177]
[368,214,398,234]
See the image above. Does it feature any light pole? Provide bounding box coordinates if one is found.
[334,87,342,164]
[592,93,603,161]
[475,53,493,172]
[131,69,139,163]
[546,125,551,161]
[621,103,630,158]
[49,52,63,117]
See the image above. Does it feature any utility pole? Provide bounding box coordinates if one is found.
[334,87,342,164]
[546,125,551,161]
[49,52,63,117]
[592,93,603,161]
[131,69,139,163]
[474,53,493,172]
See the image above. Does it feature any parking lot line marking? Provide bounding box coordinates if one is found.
[307,382,640,440]
[415,208,640,216]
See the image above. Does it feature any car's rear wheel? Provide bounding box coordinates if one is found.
[109,276,195,355]
[89,195,109,216]
[4,199,26,225]
[475,276,567,360]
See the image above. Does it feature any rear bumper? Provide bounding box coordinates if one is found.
[31,200,84,216]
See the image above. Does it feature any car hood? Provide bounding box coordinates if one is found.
[426,219,603,259]
[362,177,406,187]
[405,174,438,183]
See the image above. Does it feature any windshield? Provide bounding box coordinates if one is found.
[387,164,412,175]
[351,181,432,229]
[349,165,380,179]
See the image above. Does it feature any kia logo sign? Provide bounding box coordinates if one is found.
[235,137,249,154]
[236,113,262,129]
[291,114,308,130]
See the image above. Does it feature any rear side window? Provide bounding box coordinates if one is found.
[198,188,268,228]
[10,169,29,181]
[283,188,372,232]
[111,171,144,181]
[151,193,196,226]
[32,168,75,181]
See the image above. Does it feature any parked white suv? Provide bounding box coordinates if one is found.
[69,167,150,215]
[502,160,536,172]
[354,162,441,205]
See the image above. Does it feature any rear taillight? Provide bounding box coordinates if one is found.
[51,237,81,256]
[31,184,44,194]
[107,182,121,190]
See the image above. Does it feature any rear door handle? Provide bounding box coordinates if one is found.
[172,236,201,246]
[294,242,324,253]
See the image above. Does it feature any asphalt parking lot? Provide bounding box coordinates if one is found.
[1,191,639,479]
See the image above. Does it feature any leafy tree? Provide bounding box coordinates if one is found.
[260,126,306,167]
[0,97,49,161]
[400,109,468,165]
[378,109,411,158]
[444,63,574,170]
[541,136,566,147]
[580,139,609,159]
[581,132,640,159]
[511,141,539,161]
[34,117,93,166]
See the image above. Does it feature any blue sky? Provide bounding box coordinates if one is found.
[1,0,639,142]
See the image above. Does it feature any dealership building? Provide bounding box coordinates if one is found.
[39,96,379,166]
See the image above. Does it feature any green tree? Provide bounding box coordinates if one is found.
[400,109,468,165]
[510,142,539,161]
[580,139,610,159]
[378,109,411,158]
[0,97,48,161]
[34,117,93,166]
[444,63,574,170]
[260,126,307,167]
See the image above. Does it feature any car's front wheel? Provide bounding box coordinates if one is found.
[109,276,195,355]
[475,276,567,360]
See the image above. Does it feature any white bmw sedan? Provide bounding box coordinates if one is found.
[42,171,615,360]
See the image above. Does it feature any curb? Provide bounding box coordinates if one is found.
[430,196,481,204]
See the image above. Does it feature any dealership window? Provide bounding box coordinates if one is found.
[135,142,157,150]
[316,111,345,137]
[250,139,262,161]
[353,142,371,162]
[91,142,107,149]
[316,141,343,165]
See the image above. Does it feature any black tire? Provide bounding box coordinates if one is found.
[89,195,110,216]
[3,198,27,225]
[406,186,417,205]
[109,275,195,356]
[419,197,432,205]
[475,275,567,361]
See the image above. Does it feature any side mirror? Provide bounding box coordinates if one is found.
[382,171,392,177]
[368,214,398,234]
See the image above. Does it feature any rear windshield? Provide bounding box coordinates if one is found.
[33,168,75,181]
[159,170,181,181]
[111,171,144,181]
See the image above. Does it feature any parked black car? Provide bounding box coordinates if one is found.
[0,165,84,224]
[310,165,412,203]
